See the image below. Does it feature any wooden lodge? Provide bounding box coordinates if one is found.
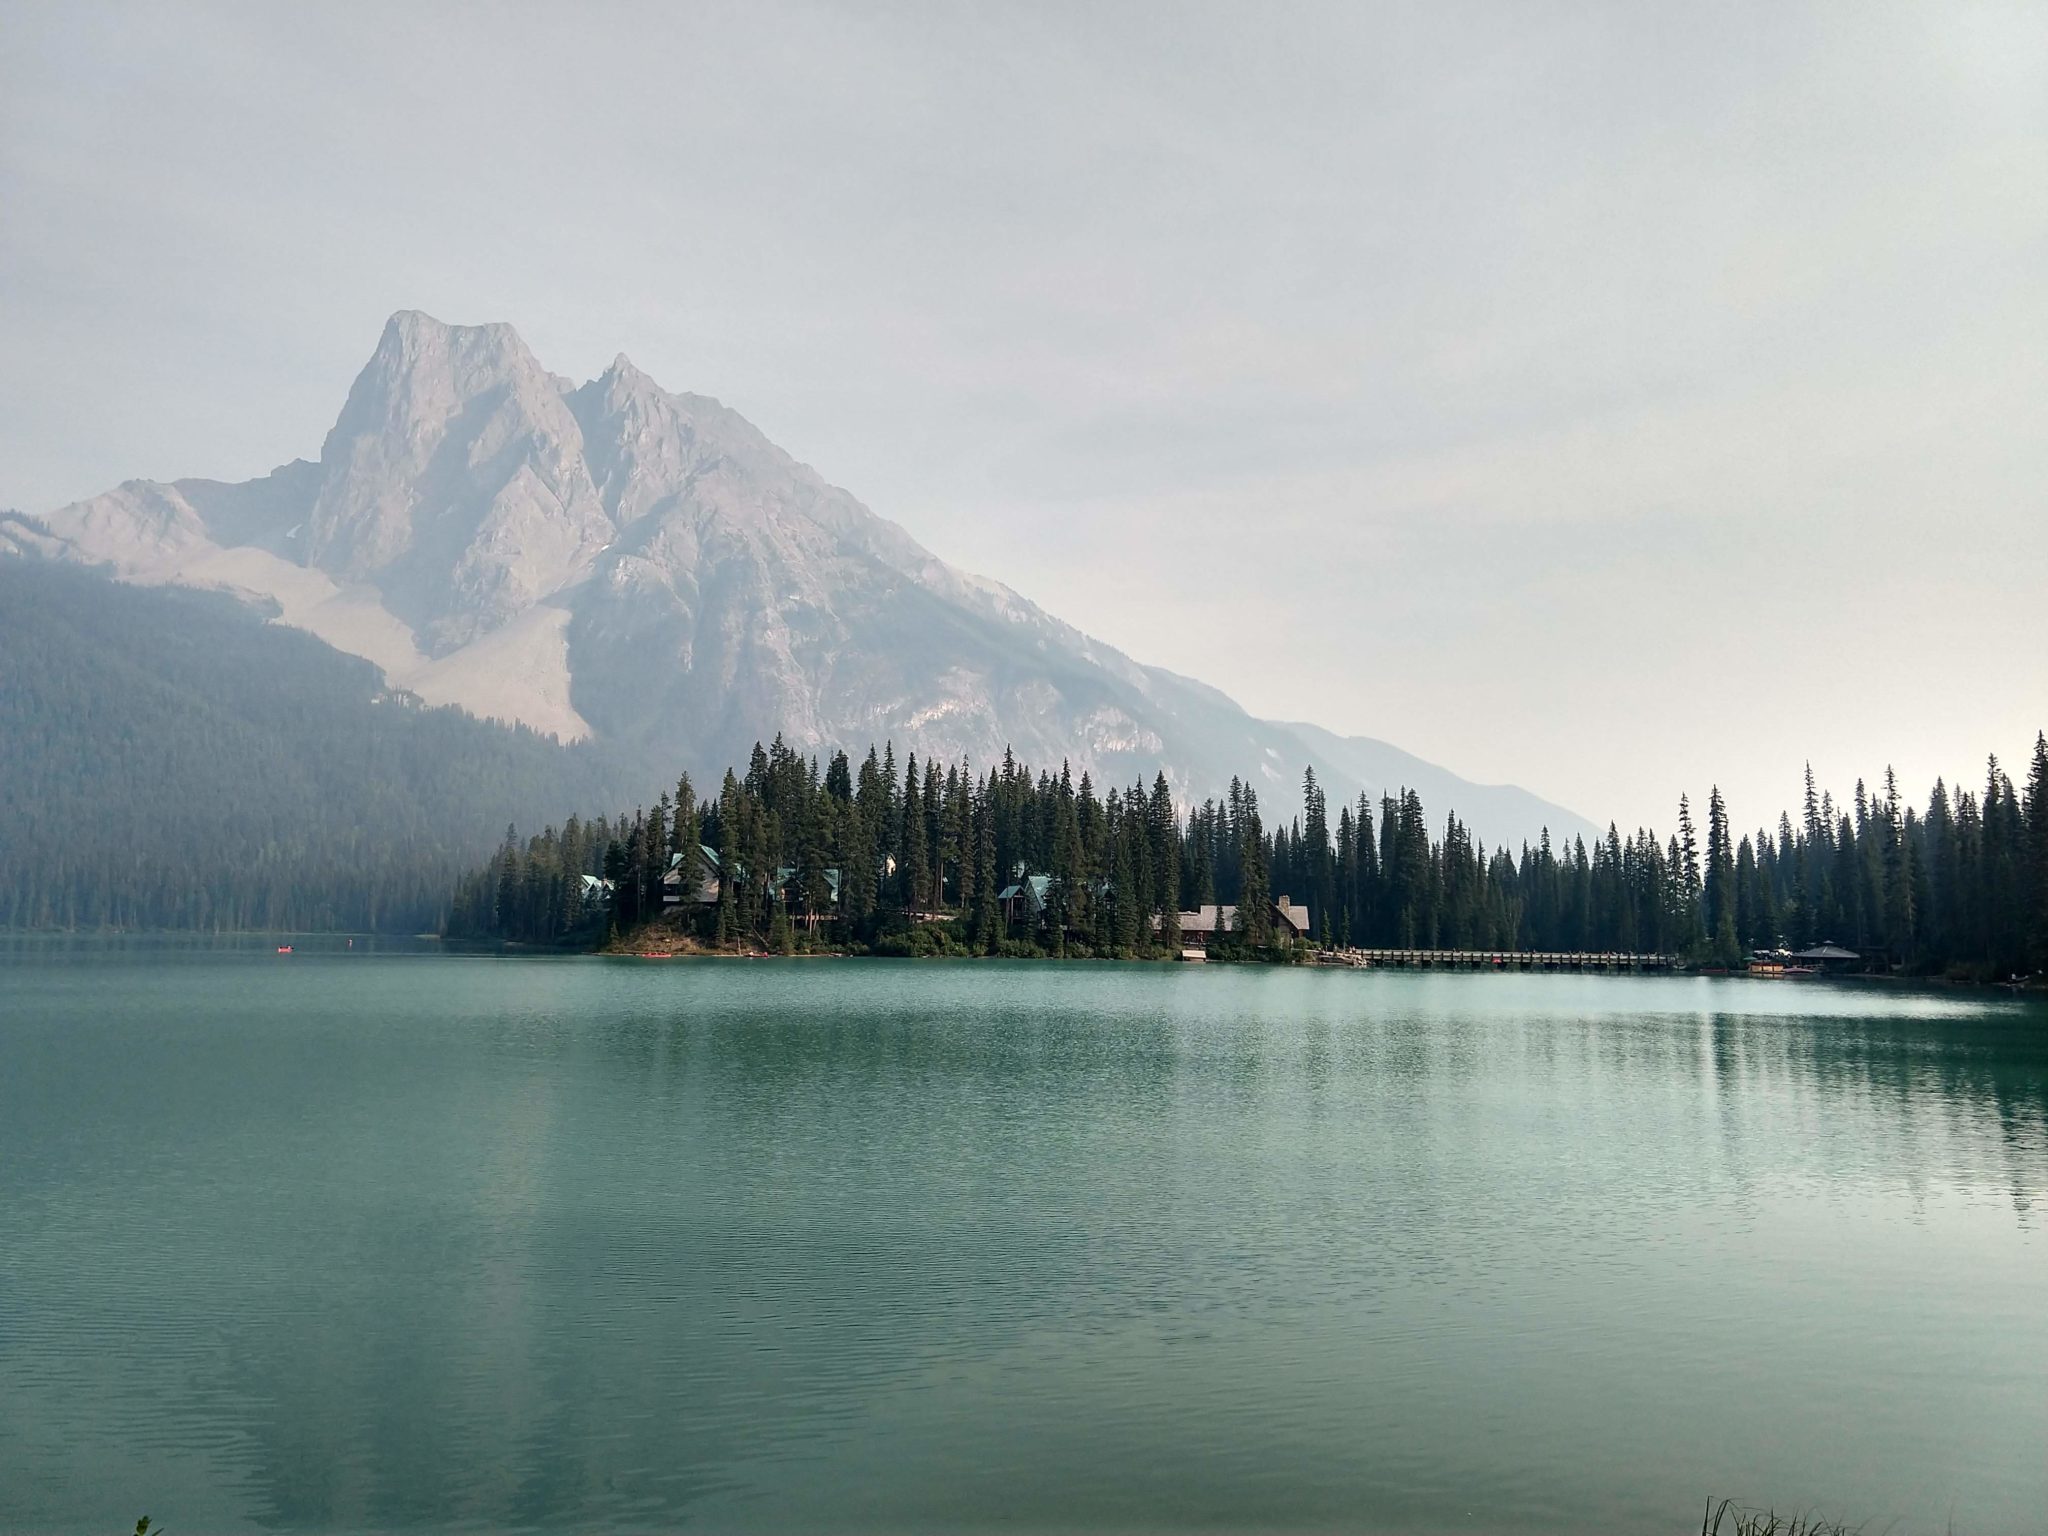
[661,846,843,917]
[1168,896,1312,951]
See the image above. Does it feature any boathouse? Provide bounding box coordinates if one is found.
[1789,942,1863,972]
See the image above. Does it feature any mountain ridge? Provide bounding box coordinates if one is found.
[9,310,1598,850]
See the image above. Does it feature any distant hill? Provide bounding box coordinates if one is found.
[0,560,632,932]
[9,309,1593,850]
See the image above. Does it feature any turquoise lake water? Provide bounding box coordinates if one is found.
[2,947,2044,1532]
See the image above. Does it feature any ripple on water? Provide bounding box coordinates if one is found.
[0,956,2043,1533]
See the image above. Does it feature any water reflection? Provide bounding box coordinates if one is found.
[0,956,2043,1533]
[1696,1003,2048,1220]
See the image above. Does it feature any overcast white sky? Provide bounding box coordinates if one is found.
[4,1,2043,834]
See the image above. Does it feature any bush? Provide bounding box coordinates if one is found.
[872,923,968,958]
[907,922,963,956]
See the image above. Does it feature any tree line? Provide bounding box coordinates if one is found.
[450,730,2048,979]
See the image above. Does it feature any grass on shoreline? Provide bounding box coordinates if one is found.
[1703,1498,1874,1535]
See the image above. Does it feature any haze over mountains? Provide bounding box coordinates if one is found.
[5,311,1595,850]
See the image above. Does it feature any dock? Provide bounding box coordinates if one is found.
[1320,948,1676,973]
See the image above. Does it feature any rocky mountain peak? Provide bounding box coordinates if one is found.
[600,351,650,387]
[333,312,558,441]
[304,311,611,644]
[18,311,1597,848]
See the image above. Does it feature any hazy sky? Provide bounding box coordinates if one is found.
[4,1,2043,834]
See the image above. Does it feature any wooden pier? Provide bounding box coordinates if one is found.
[1320,948,1676,973]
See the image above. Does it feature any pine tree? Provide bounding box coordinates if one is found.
[1394,790,1430,947]
[1797,762,1826,943]
[716,772,746,944]
[672,774,698,861]
[1237,802,1273,948]
[947,760,974,913]
[972,789,1001,952]
[2025,733,2048,973]
[900,754,928,916]
[555,814,586,937]
[1983,757,2025,977]
[796,788,832,930]
[1703,787,1739,966]
[1880,767,1912,967]
[923,757,946,910]
[644,797,669,920]
[1046,764,1080,955]
[1111,809,1139,954]
[842,796,877,942]
[494,823,520,934]
[1924,779,1959,962]
[1302,767,1331,944]
[1673,795,1705,956]
[1187,802,1216,909]
[1150,773,1180,953]
[824,751,852,804]
[590,839,620,935]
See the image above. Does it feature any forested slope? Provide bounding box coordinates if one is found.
[0,560,629,931]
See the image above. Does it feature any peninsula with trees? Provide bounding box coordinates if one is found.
[449,731,2048,983]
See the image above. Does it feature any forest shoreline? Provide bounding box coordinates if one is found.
[450,732,2048,988]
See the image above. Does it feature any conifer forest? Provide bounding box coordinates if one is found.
[0,560,632,934]
[450,731,2048,981]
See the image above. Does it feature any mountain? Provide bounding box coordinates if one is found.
[7,310,1596,850]
[0,559,631,932]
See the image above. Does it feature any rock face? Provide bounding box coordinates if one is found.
[7,311,1596,848]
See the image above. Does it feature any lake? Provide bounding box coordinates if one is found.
[2,947,2044,1533]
